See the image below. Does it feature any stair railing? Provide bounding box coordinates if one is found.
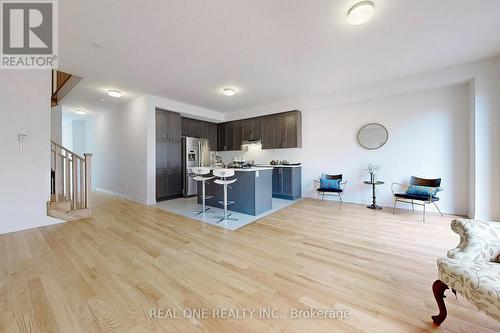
[50,141,92,210]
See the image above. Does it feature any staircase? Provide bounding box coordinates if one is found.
[48,141,93,221]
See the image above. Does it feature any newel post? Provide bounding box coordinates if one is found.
[84,153,93,208]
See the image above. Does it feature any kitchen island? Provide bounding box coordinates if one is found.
[197,167,273,216]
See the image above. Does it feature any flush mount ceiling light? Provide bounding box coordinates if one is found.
[75,110,86,115]
[222,88,236,96]
[347,1,375,25]
[108,90,122,98]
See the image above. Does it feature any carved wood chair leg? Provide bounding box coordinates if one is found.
[431,279,449,325]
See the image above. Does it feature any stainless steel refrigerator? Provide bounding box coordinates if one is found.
[182,137,210,197]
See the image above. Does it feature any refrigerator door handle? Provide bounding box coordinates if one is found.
[199,140,202,167]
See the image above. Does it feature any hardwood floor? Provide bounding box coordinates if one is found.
[1,192,498,332]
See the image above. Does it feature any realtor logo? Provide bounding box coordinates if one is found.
[1,0,58,69]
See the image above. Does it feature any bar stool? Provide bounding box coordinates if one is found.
[191,167,214,215]
[212,168,238,223]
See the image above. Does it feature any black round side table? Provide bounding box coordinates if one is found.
[364,180,384,210]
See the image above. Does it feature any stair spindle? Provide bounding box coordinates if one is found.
[72,156,77,210]
[65,153,70,201]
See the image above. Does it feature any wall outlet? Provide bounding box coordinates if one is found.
[19,145,25,152]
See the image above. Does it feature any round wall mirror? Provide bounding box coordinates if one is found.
[357,123,389,150]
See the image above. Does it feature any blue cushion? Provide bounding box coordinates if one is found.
[395,193,440,202]
[318,187,343,193]
[406,185,441,197]
[320,178,341,190]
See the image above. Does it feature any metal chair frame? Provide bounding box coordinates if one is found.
[314,174,347,209]
[191,167,214,215]
[392,176,443,221]
[212,169,238,223]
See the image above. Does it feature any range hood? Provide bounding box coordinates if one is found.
[241,139,262,149]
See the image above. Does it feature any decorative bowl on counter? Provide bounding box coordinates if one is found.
[269,160,301,166]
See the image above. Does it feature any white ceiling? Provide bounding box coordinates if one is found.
[60,0,500,114]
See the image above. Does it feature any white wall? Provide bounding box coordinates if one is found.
[0,70,61,234]
[51,104,62,143]
[61,110,94,156]
[72,120,87,155]
[223,57,500,220]
[62,111,74,150]
[92,97,149,203]
[220,84,470,215]
[473,57,500,221]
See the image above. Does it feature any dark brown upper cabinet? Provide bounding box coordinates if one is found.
[270,111,302,149]
[233,121,243,149]
[283,111,301,148]
[243,117,263,141]
[222,110,301,151]
[208,123,218,151]
[181,118,189,136]
[243,119,252,141]
[187,110,301,152]
[252,117,263,140]
[188,119,203,138]
[262,115,274,149]
[168,112,182,141]
[272,113,285,148]
[156,110,168,140]
[181,117,218,151]
[218,122,227,151]
[156,109,181,141]
[226,122,235,150]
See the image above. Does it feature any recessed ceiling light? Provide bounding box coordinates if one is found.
[223,88,236,96]
[97,97,105,102]
[75,110,86,115]
[108,90,122,98]
[347,1,375,25]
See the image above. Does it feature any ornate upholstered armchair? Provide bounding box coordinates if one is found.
[314,174,347,208]
[432,219,500,325]
[392,176,443,221]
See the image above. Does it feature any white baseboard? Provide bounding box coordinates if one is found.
[95,188,147,205]
[0,216,66,235]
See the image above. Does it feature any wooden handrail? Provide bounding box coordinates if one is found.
[51,141,85,161]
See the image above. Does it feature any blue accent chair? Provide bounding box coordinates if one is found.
[392,176,443,221]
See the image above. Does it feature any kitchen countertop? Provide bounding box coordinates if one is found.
[255,164,302,168]
[208,166,274,172]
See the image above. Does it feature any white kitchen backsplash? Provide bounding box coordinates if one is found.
[217,148,303,165]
